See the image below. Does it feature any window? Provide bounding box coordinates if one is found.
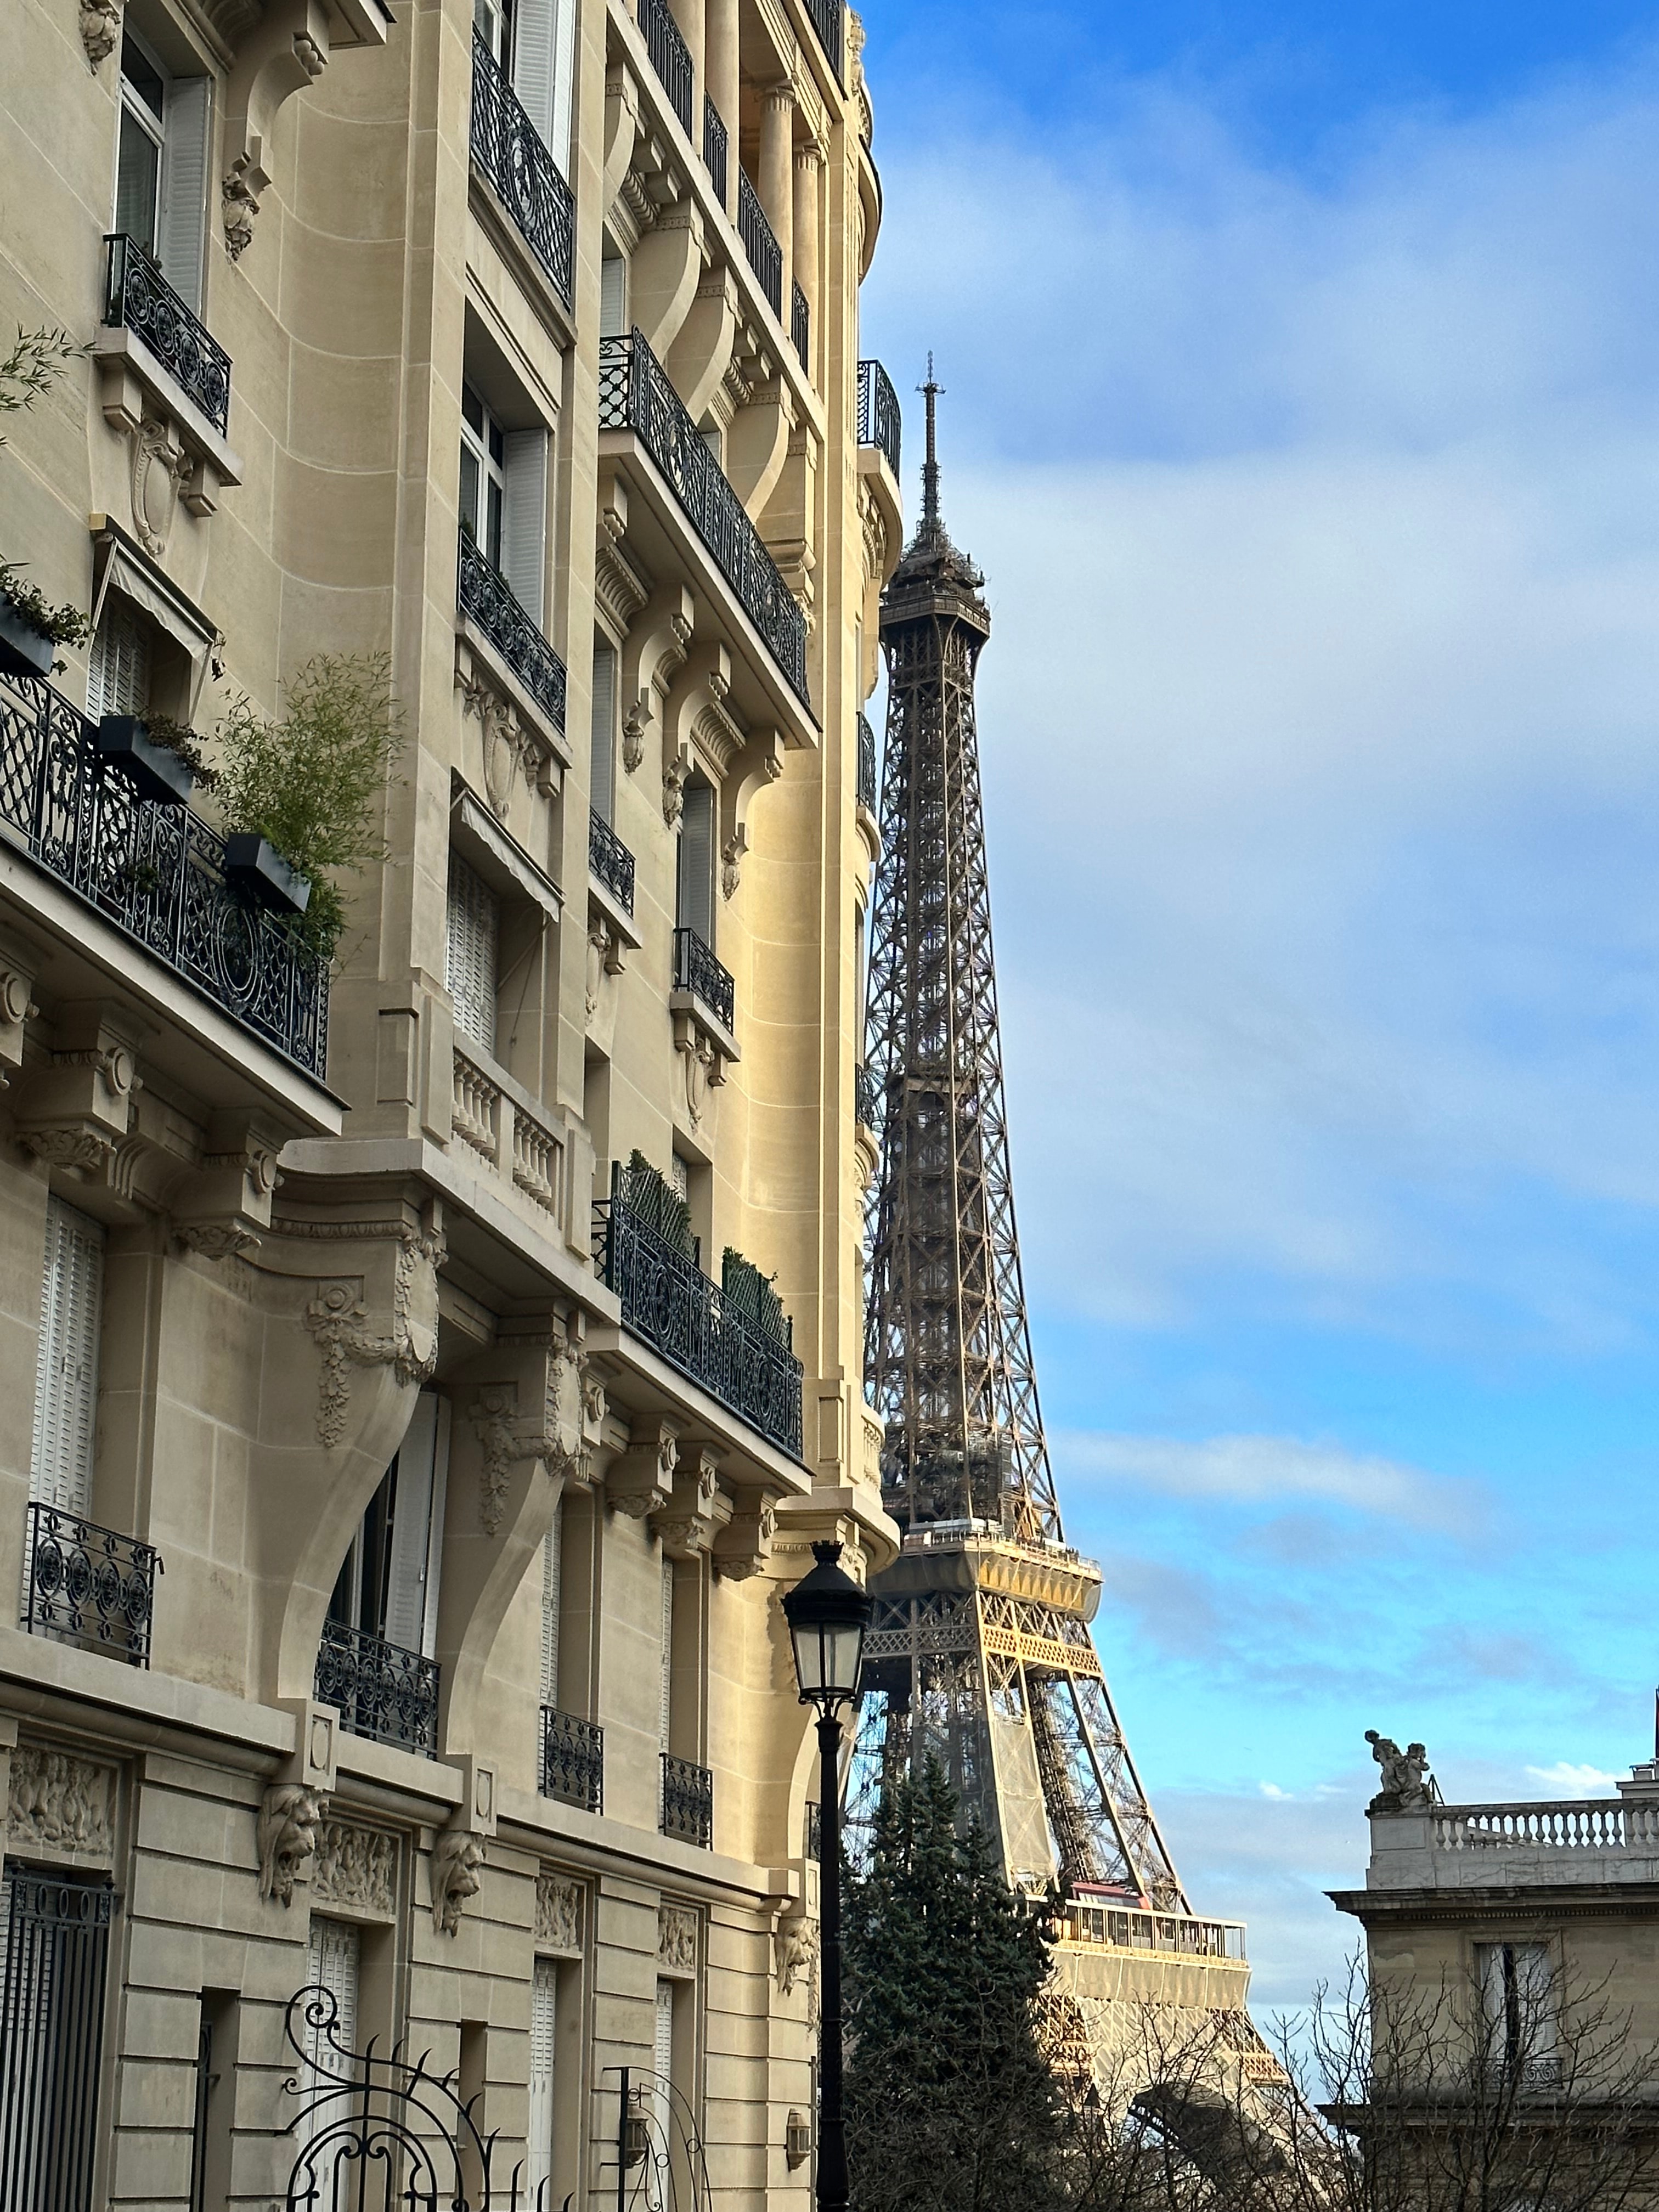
[114,30,211,311]
[301,1916,360,2151]
[328,1391,449,1659]
[1477,1941,1558,2084]
[676,782,715,947]
[600,251,627,338]
[590,644,616,825]
[188,1991,237,2212]
[504,0,577,169]
[0,1869,113,2212]
[540,1500,562,1711]
[31,1198,105,1516]
[86,599,154,722]
[528,1958,558,2194]
[473,0,511,67]
[447,851,500,1057]
[460,383,507,569]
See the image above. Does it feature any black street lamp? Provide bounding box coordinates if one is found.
[782,1541,873,2212]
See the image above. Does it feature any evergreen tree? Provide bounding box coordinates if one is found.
[843,1757,1064,2212]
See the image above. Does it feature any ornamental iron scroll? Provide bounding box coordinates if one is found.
[280,1984,560,2211]
[601,2066,712,2212]
[457,526,568,734]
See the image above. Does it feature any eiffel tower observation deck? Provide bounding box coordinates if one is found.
[852,370,1263,2076]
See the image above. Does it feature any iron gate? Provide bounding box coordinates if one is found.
[0,1871,112,2212]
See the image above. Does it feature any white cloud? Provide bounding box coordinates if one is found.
[1525,1760,1621,1792]
[1063,1429,1480,1531]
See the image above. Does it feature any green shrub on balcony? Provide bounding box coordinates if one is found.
[722,1248,789,1345]
[622,1150,695,1259]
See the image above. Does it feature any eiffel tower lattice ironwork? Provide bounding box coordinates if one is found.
[849,367,1186,1912]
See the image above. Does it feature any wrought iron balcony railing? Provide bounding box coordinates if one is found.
[103,233,230,436]
[315,1618,440,1757]
[456,525,567,733]
[599,331,809,704]
[702,94,727,205]
[855,1062,881,1131]
[736,168,783,317]
[857,358,902,481]
[673,924,734,1032]
[637,0,693,135]
[541,1706,605,1813]
[791,281,810,374]
[22,1501,160,1667]
[804,0,843,78]
[661,1751,713,1848]
[857,709,877,811]
[595,1164,805,1458]
[0,668,328,1075]
[589,808,636,915]
[469,30,575,308]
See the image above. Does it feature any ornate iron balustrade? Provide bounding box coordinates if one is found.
[595,1165,804,1458]
[673,924,734,1032]
[804,0,843,77]
[22,1501,160,1667]
[541,1706,604,1813]
[736,167,782,315]
[857,709,876,810]
[637,0,692,134]
[599,332,808,703]
[702,94,727,205]
[857,357,901,480]
[855,1062,880,1131]
[103,232,230,435]
[469,30,575,308]
[791,280,809,374]
[0,668,328,1075]
[589,808,635,915]
[661,1752,713,1848]
[315,1618,439,1757]
[456,526,567,733]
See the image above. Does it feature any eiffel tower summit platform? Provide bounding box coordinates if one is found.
[850,368,1265,2085]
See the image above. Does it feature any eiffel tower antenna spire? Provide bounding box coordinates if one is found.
[853,383,1188,1918]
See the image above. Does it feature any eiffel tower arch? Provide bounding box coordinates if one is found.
[850,371,1275,2121]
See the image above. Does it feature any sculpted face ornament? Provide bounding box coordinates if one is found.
[258,1782,326,1906]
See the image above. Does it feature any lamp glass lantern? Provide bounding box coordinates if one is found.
[782,1541,872,1712]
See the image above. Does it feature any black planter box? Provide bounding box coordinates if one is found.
[224,834,311,916]
[0,600,57,681]
[95,716,195,805]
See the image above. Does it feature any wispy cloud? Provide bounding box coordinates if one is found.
[1064,1430,1482,1532]
[1525,1760,1621,1792]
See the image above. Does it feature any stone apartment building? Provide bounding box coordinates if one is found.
[0,0,904,2193]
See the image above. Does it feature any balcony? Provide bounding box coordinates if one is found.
[315,1618,439,1757]
[673,924,733,1032]
[857,359,902,481]
[1056,1898,1248,1962]
[456,526,567,736]
[595,1160,805,1459]
[589,809,635,916]
[857,710,877,812]
[803,0,843,80]
[1365,1795,1659,1896]
[599,332,809,705]
[541,1706,604,1813]
[103,232,229,437]
[791,281,810,375]
[736,168,782,318]
[22,1501,160,1668]
[0,668,328,1077]
[637,0,692,136]
[469,30,575,309]
[661,1751,713,1848]
[702,94,727,206]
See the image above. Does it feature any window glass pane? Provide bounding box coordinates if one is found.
[485,479,503,568]
[459,447,481,540]
[462,383,484,437]
[115,106,161,251]
[120,32,165,117]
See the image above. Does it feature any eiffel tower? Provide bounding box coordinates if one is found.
[850,378,1265,2095]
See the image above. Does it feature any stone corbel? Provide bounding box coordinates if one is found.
[595,470,651,641]
[431,1826,487,1937]
[220,0,334,263]
[466,1324,591,1536]
[174,1110,286,1260]
[607,1417,678,1519]
[603,61,646,234]
[13,1005,143,1177]
[620,581,696,778]
[667,641,740,787]
[714,1483,783,1581]
[257,1781,327,1906]
[718,727,783,902]
[630,199,707,361]
[666,265,742,428]
[0,924,45,1088]
[727,376,795,516]
[651,1446,733,1560]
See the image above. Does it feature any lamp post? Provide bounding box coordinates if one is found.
[782,1540,873,2212]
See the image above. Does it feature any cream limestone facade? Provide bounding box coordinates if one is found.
[0,0,902,2194]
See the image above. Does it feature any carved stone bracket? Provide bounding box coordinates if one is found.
[713,1484,782,1582]
[652,1446,732,1560]
[14,1007,142,1176]
[608,1418,678,1519]
[432,1826,487,1937]
[258,1781,327,1905]
[293,1218,444,1448]
[467,1351,591,1537]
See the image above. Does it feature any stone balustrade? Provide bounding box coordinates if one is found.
[452,1041,566,1227]
[1370,1794,1659,1892]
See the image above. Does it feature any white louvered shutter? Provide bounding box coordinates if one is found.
[302,1915,360,2154]
[540,1502,562,1709]
[589,645,616,825]
[30,1199,105,1515]
[86,602,151,721]
[528,1958,557,2191]
[500,427,549,623]
[446,853,499,1056]
[549,0,577,172]
[658,1561,674,1754]
[382,1391,447,1658]
[159,75,211,311]
[512,0,555,144]
[677,783,715,945]
[653,1979,674,2141]
[600,255,627,338]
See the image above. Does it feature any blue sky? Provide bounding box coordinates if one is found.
[855,1,1659,2014]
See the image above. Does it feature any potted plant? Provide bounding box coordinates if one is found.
[0,565,90,680]
[95,712,215,806]
[213,652,404,953]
